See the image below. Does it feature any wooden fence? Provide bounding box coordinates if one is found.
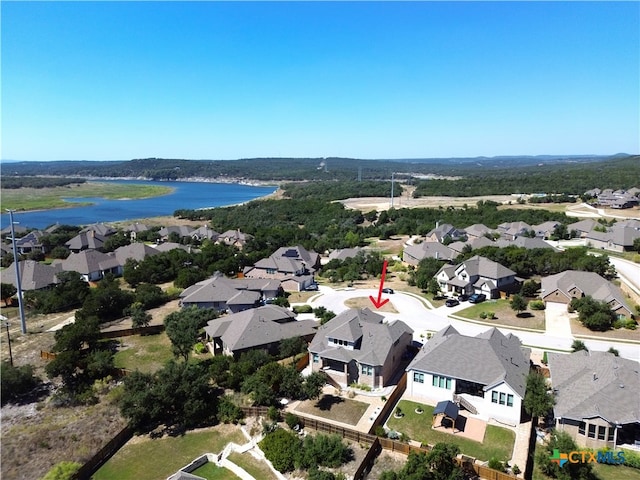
[295,353,310,372]
[98,324,165,339]
[354,437,382,480]
[40,350,57,360]
[71,425,133,480]
[240,405,271,417]
[369,372,407,434]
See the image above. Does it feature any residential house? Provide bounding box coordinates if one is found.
[424,223,465,244]
[0,224,27,238]
[532,221,561,239]
[204,305,317,357]
[406,326,530,426]
[180,274,281,313]
[54,249,121,282]
[567,219,599,238]
[122,222,149,241]
[596,189,639,209]
[403,242,457,266]
[585,225,640,253]
[65,231,106,253]
[435,255,519,298]
[308,308,413,389]
[541,270,634,319]
[326,247,364,263]
[547,351,640,449]
[15,231,46,255]
[113,243,161,266]
[81,223,117,237]
[244,245,320,291]
[497,221,533,240]
[153,242,193,253]
[191,225,220,242]
[463,224,496,241]
[159,225,195,241]
[447,236,496,255]
[0,260,59,292]
[217,229,253,249]
[495,236,558,251]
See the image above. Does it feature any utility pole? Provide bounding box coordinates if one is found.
[390,172,395,208]
[7,210,27,334]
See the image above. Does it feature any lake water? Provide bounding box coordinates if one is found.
[1,180,277,230]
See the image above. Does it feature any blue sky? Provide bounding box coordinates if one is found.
[2,1,638,161]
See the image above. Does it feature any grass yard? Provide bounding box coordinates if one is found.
[592,463,640,480]
[294,394,369,426]
[227,452,280,480]
[1,182,173,211]
[456,299,545,331]
[113,332,175,373]
[93,425,246,480]
[191,461,241,479]
[386,400,515,462]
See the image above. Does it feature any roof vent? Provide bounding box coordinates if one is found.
[619,384,625,389]
[593,372,597,381]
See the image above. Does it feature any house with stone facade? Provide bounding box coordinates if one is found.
[435,255,519,299]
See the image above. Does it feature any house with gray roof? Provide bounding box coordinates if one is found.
[1,260,59,291]
[406,326,531,426]
[532,221,561,239]
[180,274,281,313]
[308,308,413,389]
[81,223,117,237]
[541,270,633,319]
[585,225,640,253]
[547,350,640,449]
[191,225,220,242]
[243,245,320,291]
[158,225,195,241]
[463,224,496,240]
[495,236,558,251]
[217,229,253,249]
[122,222,149,241]
[567,219,599,238]
[447,236,496,254]
[54,249,121,282]
[435,255,519,298]
[403,241,457,265]
[113,243,161,266]
[65,231,106,253]
[497,221,533,240]
[204,305,317,357]
[424,223,465,244]
[153,242,193,253]
[326,247,364,263]
[15,230,46,255]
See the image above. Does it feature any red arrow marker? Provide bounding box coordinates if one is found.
[369,260,390,309]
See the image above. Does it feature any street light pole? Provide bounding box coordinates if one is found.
[7,209,27,334]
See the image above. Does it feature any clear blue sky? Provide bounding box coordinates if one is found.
[2,1,639,161]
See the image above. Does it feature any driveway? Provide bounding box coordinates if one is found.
[544,302,572,337]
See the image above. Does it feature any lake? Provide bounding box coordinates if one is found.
[0,180,277,230]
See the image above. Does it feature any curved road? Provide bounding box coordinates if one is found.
[307,285,640,361]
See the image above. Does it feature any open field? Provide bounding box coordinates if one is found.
[1,182,173,211]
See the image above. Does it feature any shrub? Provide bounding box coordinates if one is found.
[374,425,386,437]
[479,312,487,319]
[193,342,207,354]
[624,449,640,469]
[624,318,638,330]
[488,457,506,472]
[217,396,245,424]
[285,412,300,430]
[41,461,82,480]
[542,351,548,365]
[268,405,281,422]
[512,464,521,475]
[259,429,301,473]
[487,312,496,320]
[293,304,313,314]
[530,300,546,311]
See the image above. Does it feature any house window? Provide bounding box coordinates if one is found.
[492,391,498,403]
[432,375,451,389]
[312,354,319,364]
[598,426,606,441]
[588,424,596,438]
[266,268,276,275]
[413,372,424,384]
[499,393,506,405]
[506,394,514,407]
[608,428,614,442]
[361,365,373,376]
[579,422,586,436]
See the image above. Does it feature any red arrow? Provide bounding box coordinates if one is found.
[369,260,390,309]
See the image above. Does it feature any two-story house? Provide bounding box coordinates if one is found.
[435,255,519,298]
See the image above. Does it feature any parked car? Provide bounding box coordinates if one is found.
[382,287,394,294]
[445,298,460,307]
[305,283,319,291]
[468,293,487,303]
[458,294,469,302]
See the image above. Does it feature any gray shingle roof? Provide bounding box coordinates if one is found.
[456,255,516,280]
[113,243,161,264]
[404,242,456,262]
[204,305,316,353]
[65,231,106,251]
[407,326,530,397]
[548,351,640,425]
[0,260,59,290]
[309,308,413,368]
[58,249,120,275]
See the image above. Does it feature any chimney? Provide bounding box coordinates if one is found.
[593,372,597,381]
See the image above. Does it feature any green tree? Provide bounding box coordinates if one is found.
[509,294,529,316]
[164,306,217,361]
[129,303,152,328]
[570,296,615,331]
[259,429,302,473]
[279,336,306,360]
[536,430,597,480]
[1,282,17,306]
[521,279,540,297]
[1,361,40,405]
[303,371,327,400]
[524,372,555,418]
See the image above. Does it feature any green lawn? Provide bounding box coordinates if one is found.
[93,427,246,480]
[227,452,280,480]
[294,394,369,426]
[456,299,545,331]
[1,182,173,211]
[592,463,640,480]
[113,333,174,373]
[191,461,241,479]
[386,400,515,462]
